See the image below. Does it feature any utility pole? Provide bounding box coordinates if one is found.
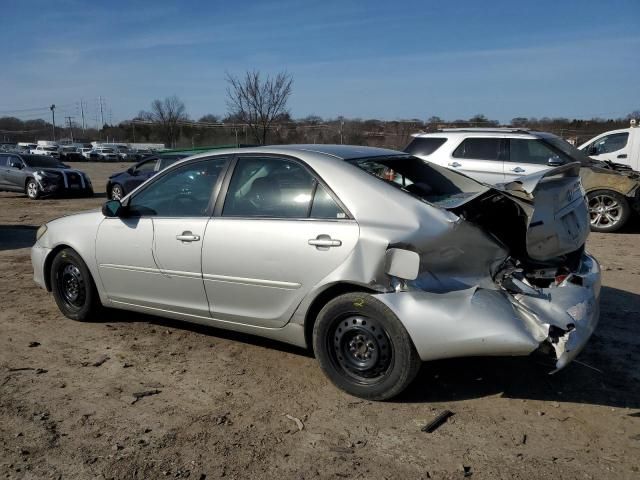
[99,96,105,130]
[80,99,86,133]
[65,116,75,142]
[50,104,56,141]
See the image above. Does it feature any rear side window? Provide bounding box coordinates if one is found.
[310,184,346,219]
[403,137,447,156]
[453,138,504,161]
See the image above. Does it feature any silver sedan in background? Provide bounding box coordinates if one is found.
[31,145,600,399]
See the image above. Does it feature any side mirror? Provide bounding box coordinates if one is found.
[587,146,598,156]
[127,167,135,175]
[548,155,565,167]
[102,199,123,217]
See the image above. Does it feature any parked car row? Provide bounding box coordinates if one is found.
[0,142,158,162]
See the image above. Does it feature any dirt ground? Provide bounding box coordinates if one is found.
[1,162,639,480]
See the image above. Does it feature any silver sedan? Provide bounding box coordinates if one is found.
[31,145,600,400]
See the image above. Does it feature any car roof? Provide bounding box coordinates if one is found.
[412,128,545,140]
[184,144,405,163]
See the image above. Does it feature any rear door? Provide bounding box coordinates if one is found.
[449,137,506,184]
[0,155,9,188]
[201,155,359,328]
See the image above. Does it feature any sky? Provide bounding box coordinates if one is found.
[1,0,639,124]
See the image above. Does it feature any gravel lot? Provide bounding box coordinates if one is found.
[1,162,639,479]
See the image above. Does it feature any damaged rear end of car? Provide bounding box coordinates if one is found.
[348,156,600,372]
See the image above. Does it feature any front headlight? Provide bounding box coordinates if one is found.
[34,170,58,180]
[36,224,48,241]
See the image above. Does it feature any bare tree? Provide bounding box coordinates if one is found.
[225,70,293,144]
[140,95,188,147]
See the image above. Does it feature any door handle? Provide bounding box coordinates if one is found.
[308,235,342,248]
[448,162,462,167]
[176,231,200,242]
[617,154,627,159]
[511,167,525,173]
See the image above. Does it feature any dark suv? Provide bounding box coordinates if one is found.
[0,153,93,200]
[106,154,190,200]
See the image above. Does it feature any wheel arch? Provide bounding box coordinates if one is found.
[43,244,89,292]
[303,282,377,353]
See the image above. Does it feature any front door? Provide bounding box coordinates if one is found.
[96,156,229,316]
[504,138,569,182]
[5,155,26,190]
[202,155,359,328]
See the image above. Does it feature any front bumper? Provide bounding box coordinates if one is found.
[373,253,600,371]
[31,243,52,290]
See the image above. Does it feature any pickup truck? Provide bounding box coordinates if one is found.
[579,120,639,171]
[30,145,61,159]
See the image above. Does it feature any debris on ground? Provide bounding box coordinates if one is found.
[284,414,304,432]
[421,410,454,433]
[92,354,110,367]
[28,341,40,347]
[131,389,161,404]
[462,465,472,477]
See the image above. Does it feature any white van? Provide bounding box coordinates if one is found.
[578,120,639,171]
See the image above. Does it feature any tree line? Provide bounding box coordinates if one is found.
[1,70,638,150]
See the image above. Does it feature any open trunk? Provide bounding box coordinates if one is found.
[447,163,590,266]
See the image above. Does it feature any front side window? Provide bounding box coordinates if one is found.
[8,156,22,168]
[591,133,628,154]
[128,157,228,217]
[507,139,572,165]
[453,138,504,161]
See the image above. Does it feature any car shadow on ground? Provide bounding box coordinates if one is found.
[0,225,36,251]
[91,285,640,409]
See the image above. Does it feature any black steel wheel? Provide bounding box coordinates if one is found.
[313,292,421,400]
[50,248,100,321]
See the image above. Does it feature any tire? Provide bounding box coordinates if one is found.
[26,178,40,200]
[587,190,630,233]
[313,292,421,400]
[110,183,124,200]
[50,248,101,321]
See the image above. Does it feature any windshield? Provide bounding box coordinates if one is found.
[44,146,58,152]
[102,148,115,153]
[23,155,64,168]
[349,155,487,208]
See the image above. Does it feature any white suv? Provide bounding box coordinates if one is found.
[405,128,640,232]
[404,128,574,184]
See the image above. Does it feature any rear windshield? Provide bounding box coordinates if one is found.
[23,155,65,168]
[403,137,447,156]
[349,155,486,209]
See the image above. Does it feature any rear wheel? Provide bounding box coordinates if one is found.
[50,248,100,321]
[110,183,124,200]
[587,190,630,233]
[313,292,421,400]
[26,179,40,200]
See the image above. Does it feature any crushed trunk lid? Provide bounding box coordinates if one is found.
[495,163,590,261]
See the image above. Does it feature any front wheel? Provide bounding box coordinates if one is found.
[26,179,40,200]
[587,190,630,233]
[50,248,100,321]
[313,292,421,400]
